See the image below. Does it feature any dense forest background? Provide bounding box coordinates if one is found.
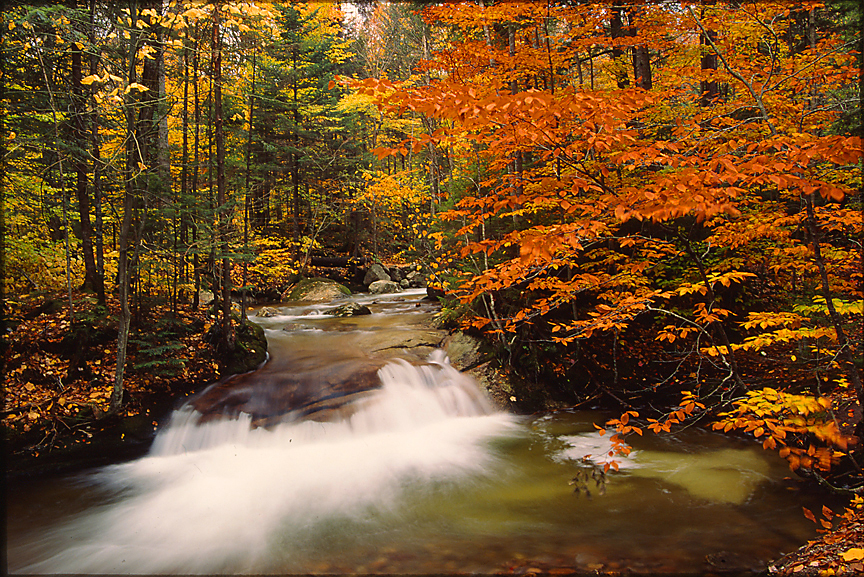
[2,0,862,546]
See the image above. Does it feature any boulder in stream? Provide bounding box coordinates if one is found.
[363,263,391,285]
[286,278,351,302]
[326,302,372,317]
[369,280,401,295]
[406,270,426,288]
[207,319,268,377]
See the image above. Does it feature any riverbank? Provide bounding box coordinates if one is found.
[3,291,220,480]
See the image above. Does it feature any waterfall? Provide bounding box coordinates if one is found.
[19,352,520,574]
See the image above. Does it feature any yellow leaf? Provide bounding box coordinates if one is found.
[25,383,35,391]
[842,548,864,561]
[81,74,102,85]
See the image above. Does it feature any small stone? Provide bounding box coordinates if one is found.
[326,302,372,317]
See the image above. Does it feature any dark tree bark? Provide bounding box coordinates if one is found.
[113,0,162,412]
[70,27,104,302]
[610,6,629,89]
[699,1,720,106]
[291,44,301,246]
[89,0,105,292]
[242,48,257,322]
[191,24,202,310]
[213,2,235,354]
[633,44,652,90]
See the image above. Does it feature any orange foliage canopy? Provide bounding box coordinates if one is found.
[350,0,862,472]
[352,0,860,331]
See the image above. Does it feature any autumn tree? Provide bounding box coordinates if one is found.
[355,0,862,485]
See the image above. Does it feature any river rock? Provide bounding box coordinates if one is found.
[369,280,401,295]
[389,268,405,282]
[406,270,426,288]
[256,307,279,317]
[351,328,446,362]
[191,357,386,426]
[363,263,391,285]
[326,302,372,317]
[206,319,268,377]
[286,278,351,302]
[400,279,410,289]
[443,331,490,371]
[424,286,445,301]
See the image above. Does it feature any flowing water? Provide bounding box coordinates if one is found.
[7,290,823,574]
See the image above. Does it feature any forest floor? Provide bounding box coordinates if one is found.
[3,289,863,575]
[3,290,220,478]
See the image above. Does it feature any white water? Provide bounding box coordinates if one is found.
[8,290,824,574]
[18,353,521,574]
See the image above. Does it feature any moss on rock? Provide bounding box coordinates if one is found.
[219,320,268,376]
[287,278,351,302]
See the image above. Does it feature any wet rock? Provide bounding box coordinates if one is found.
[400,279,410,289]
[218,320,268,376]
[363,263,391,285]
[351,328,445,362]
[406,270,426,288]
[326,302,372,317]
[191,357,387,425]
[425,285,445,300]
[369,280,401,295]
[286,278,351,302]
[443,331,491,371]
[256,307,279,317]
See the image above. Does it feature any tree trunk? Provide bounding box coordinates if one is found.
[291,45,301,246]
[114,5,142,412]
[177,43,190,316]
[242,48,257,322]
[699,1,720,106]
[70,36,103,302]
[633,44,652,90]
[804,194,864,422]
[213,2,235,354]
[610,6,629,89]
[191,24,202,310]
[89,0,105,295]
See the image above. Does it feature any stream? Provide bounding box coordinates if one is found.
[7,289,823,574]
